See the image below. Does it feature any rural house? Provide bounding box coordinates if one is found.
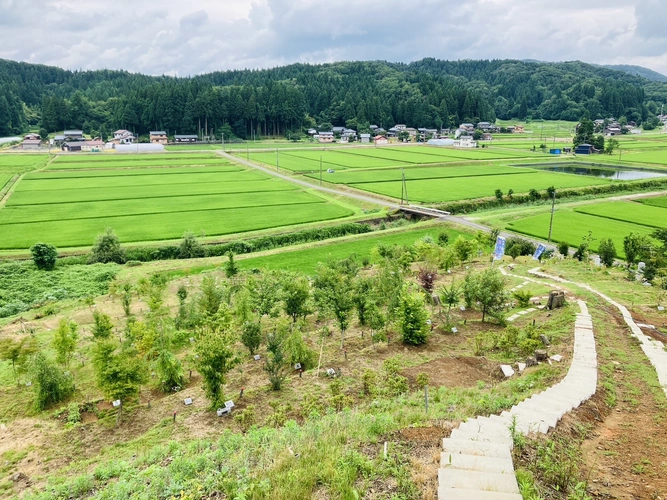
[64,130,84,140]
[113,129,135,144]
[174,134,198,143]
[374,135,388,145]
[22,139,41,149]
[150,131,168,144]
[360,133,371,143]
[318,132,334,143]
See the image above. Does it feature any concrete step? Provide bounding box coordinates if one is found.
[440,452,516,473]
[438,487,523,500]
[442,438,512,459]
[438,469,520,494]
[450,428,514,446]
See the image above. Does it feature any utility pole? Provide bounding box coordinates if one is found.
[221,132,224,153]
[320,156,323,186]
[276,148,279,172]
[547,189,556,243]
[401,169,409,206]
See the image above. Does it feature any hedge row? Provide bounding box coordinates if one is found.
[58,223,374,266]
[436,177,667,214]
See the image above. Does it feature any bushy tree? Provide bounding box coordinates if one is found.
[225,251,239,278]
[92,340,147,419]
[264,329,289,390]
[453,236,476,263]
[195,330,239,409]
[241,321,262,355]
[89,228,125,264]
[282,274,310,323]
[53,319,78,368]
[557,241,569,257]
[623,232,651,266]
[398,287,430,345]
[30,243,57,270]
[494,189,503,200]
[178,231,205,259]
[247,271,281,322]
[573,243,589,262]
[91,311,113,339]
[32,352,75,410]
[465,269,508,322]
[198,276,225,318]
[154,348,185,393]
[0,337,38,384]
[314,264,355,348]
[598,238,617,267]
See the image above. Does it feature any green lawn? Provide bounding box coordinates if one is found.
[574,201,667,229]
[240,224,467,274]
[350,170,615,203]
[506,211,654,257]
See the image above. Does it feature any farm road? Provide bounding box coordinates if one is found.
[220,151,556,250]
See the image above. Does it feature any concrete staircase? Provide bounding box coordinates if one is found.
[529,268,667,397]
[438,300,597,499]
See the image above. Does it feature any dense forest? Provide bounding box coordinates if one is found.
[1,57,666,139]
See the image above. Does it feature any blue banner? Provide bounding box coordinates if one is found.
[493,236,506,261]
[533,243,546,260]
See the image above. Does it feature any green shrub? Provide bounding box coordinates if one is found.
[398,287,430,345]
[89,228,125,264]
[30,243,58,271]
[513,290,533,308]
[32,352,75,410]
[557,241,569,257]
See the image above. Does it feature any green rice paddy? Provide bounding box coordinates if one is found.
[574,201,667,229]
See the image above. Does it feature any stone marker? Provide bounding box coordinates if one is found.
[254,354,261,361]
[539,334,550,347]
[451,327,458,334]
[25,381,32,387]
[184,398,193,406]
[112,400,121,407]
[550,354,563,362]
[460,306,466,312]
[658,306,665,311]
[638,262,646,273]
[326,368,336,377]
[217,407,230,417]
[500,365,515,378]
[517,362,526,373]
[224,400,235,409]
[525,357,537,367]
[535,349,548,361]
[294,363,302,370]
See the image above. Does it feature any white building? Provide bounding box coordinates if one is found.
[453,137,477,148]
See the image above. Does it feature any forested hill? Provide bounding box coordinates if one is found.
[1,57,666,139]
[602,64,667,83]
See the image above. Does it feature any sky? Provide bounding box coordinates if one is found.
[1,0,666,76]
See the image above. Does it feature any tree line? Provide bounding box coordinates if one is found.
[1,57,666,138]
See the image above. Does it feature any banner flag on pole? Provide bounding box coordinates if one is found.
[533,243,546,260]
[493,236,506,261]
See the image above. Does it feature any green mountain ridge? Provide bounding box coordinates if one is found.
[1,57,666,138]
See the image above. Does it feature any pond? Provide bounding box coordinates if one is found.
[520,163,667,181]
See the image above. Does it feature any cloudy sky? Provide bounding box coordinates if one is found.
[1,0,666,76]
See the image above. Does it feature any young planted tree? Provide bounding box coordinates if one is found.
[453,236,477,263]
[247,271,281,323]
[0,337,38,384]
[32,352,75,410]
[475,269,509,322]
[623,232,651,266]
[92,340,147,421]
[598,238,617,267]
[120,283,133,317]
[398,287,430,345]
[30,243,58,270]
[417,266,438,296]
[89,227,125,264]
[314,265,355,348]
[557,241,569,258]
[195,330,239,409]
[264,330,288,391]
[198,276,225,319]
[154,348,185,393]
[353,276,375,329]
[225,251,239,278]
[282,274,311,323]
[91,311,113,339]
[53,319,78,368]
[241,321,262,355]
[439,282,460,325]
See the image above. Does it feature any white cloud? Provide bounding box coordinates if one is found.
[0,0,665,76]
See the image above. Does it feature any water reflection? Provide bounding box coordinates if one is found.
[533,164,667,181]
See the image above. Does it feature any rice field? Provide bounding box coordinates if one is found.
[506,211,654,258]
[574,201,667,229]
[0,154,49,174]
[246,146,547,173]
[49,153,231,170]
[639,195,667,209]
[346,170,614,204]
[0,154,354,249]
